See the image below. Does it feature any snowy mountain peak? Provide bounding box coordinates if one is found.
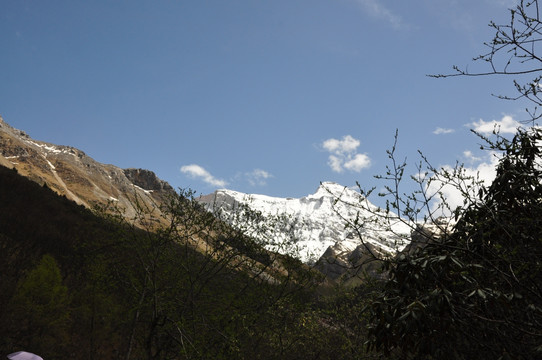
[198,183,411,264]
[307,181,346,199]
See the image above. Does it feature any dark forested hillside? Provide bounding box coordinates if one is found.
[0,165,371,360]
[0,165,117,357]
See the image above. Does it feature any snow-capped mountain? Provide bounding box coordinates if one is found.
[0,115,415,278]
[198,182,412,265]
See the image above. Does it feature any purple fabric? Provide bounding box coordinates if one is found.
[7,352,43,360]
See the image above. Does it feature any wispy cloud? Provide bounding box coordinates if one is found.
[433,127,455,135]
[322,135,371,173]
[352,0,406,29]
[463,150,482,163]
[180,164,227,187]
[467,115,521,134]
[246,169,273,186]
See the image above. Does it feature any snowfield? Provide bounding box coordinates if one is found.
[199,182,412,263]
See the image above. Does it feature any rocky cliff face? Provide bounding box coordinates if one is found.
[198,182,412,269]
[124,168,175,193]
[0,116,175,220]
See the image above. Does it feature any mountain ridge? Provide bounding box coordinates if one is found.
[1,115,414,278]
[0,115,175,220]
[198,182,412,267]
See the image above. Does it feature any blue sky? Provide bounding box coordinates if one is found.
[0,0,530,203]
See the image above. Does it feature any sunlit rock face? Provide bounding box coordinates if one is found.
[0,116,175,220]
[123,168,175,194]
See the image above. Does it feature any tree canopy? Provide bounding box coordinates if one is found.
[367,128,542,359]
[366,1,542,358]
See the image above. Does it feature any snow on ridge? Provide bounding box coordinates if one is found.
[44,158,56,170]
[133,184,153,194]
[24,139,77,157]
[201,183,412,263]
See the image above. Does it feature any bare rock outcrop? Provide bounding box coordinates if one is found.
[123,168,175,194]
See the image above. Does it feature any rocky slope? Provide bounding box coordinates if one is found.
[0,116,175,220]
[198,182,413,273]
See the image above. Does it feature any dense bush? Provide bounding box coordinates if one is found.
[367,128,542,359]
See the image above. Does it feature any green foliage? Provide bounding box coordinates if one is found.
[367,128,542,359]
[365,1,542,356]
[9,254,71,357]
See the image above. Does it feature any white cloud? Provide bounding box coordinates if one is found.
[431,118,540,215]
[463,150,481,163]
[328,155,344,173]
[433,127,455,135]
[468,115,521,134]
[180,164,227,187]
[353,0,405,29]
[344,153,372,172]
[322,135,371,173]
[322,135,360,155]
[246,169,273,186]
[428,152,500,215]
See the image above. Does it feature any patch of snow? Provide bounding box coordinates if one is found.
[25,140,76,156]
[26,140,61,154]
[133,184,153,194]
[40,154,86,206]
[44,158,56,170]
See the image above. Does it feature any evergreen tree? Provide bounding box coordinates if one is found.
[9,254,71,357]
